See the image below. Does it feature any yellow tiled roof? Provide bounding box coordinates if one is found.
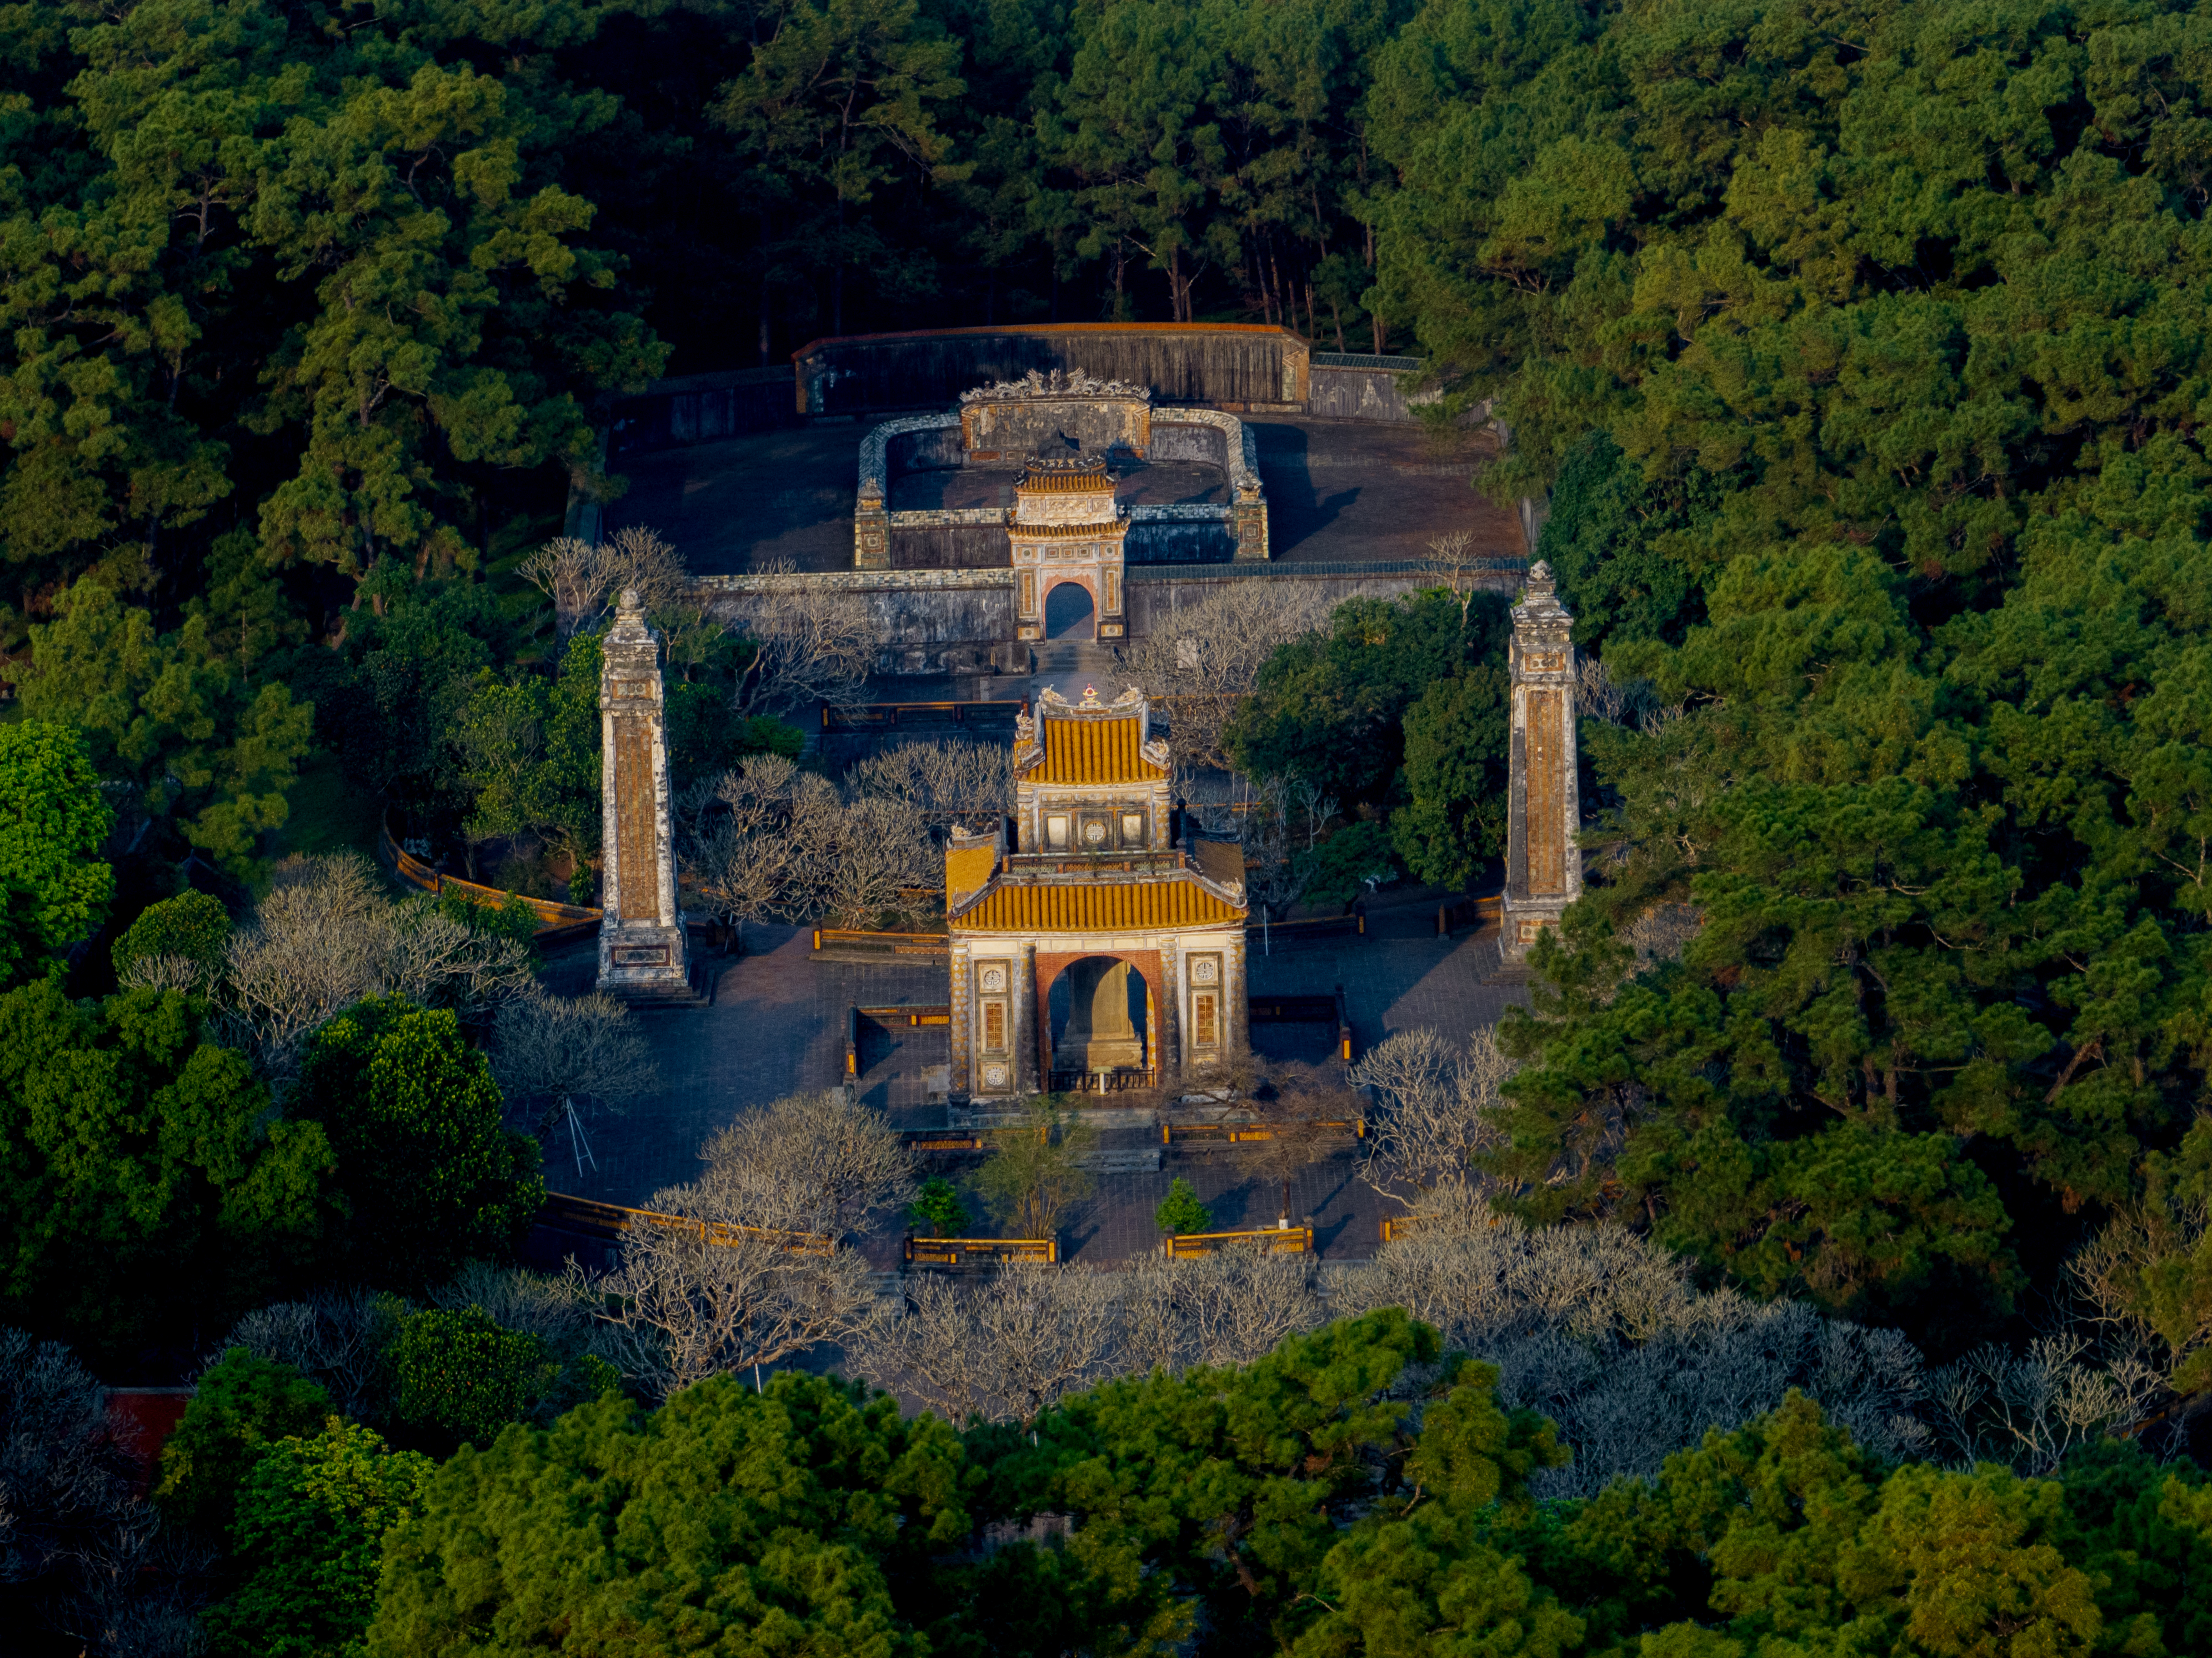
[944,842,998,904]
[952,877,1244,933]
[1034,713,1168,784]
[1010,520,1126,539]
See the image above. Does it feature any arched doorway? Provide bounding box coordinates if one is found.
[1046,955,1148,1083]
[1044,581,1095,640]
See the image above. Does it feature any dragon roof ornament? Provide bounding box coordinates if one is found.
[960,367,1153,405]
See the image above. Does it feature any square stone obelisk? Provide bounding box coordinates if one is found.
[596,588,694,1003]
[1502,560,1582,963]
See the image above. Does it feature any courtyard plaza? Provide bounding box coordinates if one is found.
[536,891,1525,1270]
[605,414,1521,572]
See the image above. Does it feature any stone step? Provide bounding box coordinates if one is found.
[1077,1148,1163,1174]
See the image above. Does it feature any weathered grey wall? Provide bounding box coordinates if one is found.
[888,425,966,473]
[1125,564,1523,637]
[796,325,1308,416]
[700,570,1017,676]
[1307,357,1429,423]
[962,398,1148,459]
[609,367,797,455]
[890,524,1013,569]
[1127,521,1235,563]
[1149,420,1229,468]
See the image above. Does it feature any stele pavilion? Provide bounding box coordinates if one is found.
[942,685,1249,1097]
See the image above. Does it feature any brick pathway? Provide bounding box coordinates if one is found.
[539,919,1524,1266]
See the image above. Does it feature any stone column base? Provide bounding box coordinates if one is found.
[598,919,700,1005]
[1499,900,1567,964]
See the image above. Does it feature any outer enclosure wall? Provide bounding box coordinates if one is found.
[1305,355,1432,423]
[609,367,797,456]
[797,325,1309,415]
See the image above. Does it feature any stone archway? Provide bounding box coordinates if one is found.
[1044,580,1095,640]
[1035,949,1164,1088]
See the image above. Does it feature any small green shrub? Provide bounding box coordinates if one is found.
[1155,1177,1212,1236]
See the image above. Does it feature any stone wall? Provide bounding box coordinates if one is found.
[962,395,1150,459]
[692,561,1528,677]
[608,367,796,456]
[1307,355,1435,423]
[699,568,1017,677]
[887,424,967,474]
[796,324,1308,416]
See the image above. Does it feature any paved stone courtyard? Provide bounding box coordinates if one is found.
[540,911,1524,1266]
[607,415,1523,574]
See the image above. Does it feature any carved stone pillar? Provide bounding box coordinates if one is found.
[597,589,695,1002]
[1503,560,1582,962]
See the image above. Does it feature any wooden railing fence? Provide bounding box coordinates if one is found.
[538,1191,834,1256]
[379,817,603,944]
[1164,1225,1314,1259]
[903,1235,1059,1268]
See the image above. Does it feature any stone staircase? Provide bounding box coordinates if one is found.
[1077,1146,1164,1175]
[1030,639,1123,695]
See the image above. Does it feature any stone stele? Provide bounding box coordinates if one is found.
[1502,560,1582,962]
[596,588,694,1002]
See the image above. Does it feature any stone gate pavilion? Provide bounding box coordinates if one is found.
[943,687,1249,1099]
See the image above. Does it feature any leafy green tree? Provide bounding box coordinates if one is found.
[1000,1311,1472,1655]
[0,980,336,1352]
[1300,819,1399,909]
[293,996,542,1289]
[0,718,112,969]
[367,1373,970,1657]
[1043,0,1234,320]
[1539,433,1713,652]
[712,0,968,337]
[1154,1175,1210,1236]
[22,580,311,879]
[111,888,229,986]
[975,1098,1093,1238]
[207,1419,433,1658]
[391,1305,560,1449]
[909,1175,972,1239]
[153,1348,332,1543]
[1227,592,1507,805]
[1294,1361,1579,1658]
[1390,666,1509,890]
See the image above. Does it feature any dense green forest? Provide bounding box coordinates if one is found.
[12,0,2212,1646]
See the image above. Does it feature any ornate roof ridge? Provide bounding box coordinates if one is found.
[960,366,1153,404]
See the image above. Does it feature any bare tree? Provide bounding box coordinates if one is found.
[695,1090,914,1243]
[1329,1213,1936,1496]
[1352,1027,1516,1208]
[812,797,939,929]
[678,757,803,948]
[215,855,534,1078]
[846,739,1015,828]
[0,1326,208,1657]
[519,536,618,643]
[1427,528,1493,627]
[217,1290,407,1421]
[597,525,693,618]
[1239,775,1305,922]
[1116,1244,1323,1373]
[488,989,657,1135]
[1923,1335,2163,1475]
[712,563,887,717]
[427,1262,611,1364]
[595,1183,879,1399]
[1122,583,1337,772]
[854,1264,1120,1426]
[1241,1060,1363,1228]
